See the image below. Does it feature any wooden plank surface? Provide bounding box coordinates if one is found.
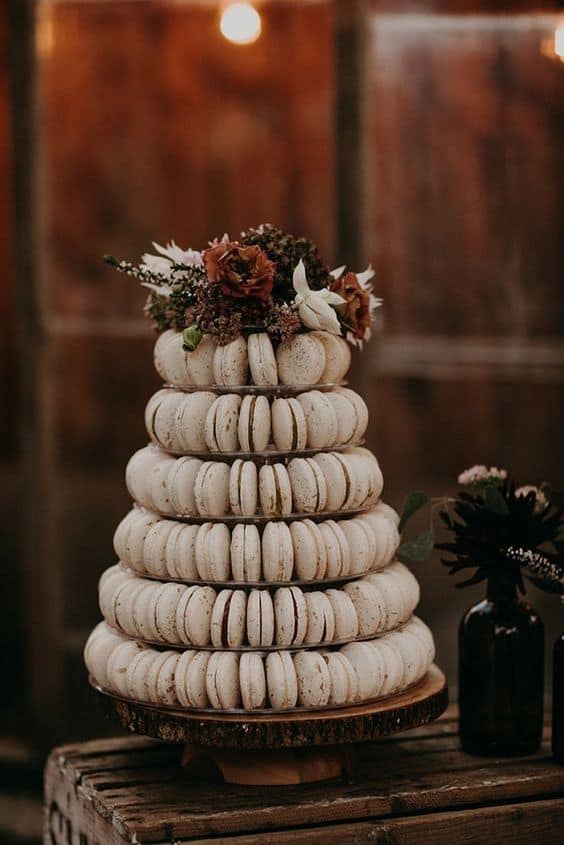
[44,711,564,844]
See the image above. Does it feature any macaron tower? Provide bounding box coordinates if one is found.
[86,225,435,712]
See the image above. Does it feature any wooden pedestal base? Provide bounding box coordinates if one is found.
[181,743,356,785]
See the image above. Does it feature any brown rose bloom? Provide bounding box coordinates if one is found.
[330,271,371,340]
[203,241,274,301]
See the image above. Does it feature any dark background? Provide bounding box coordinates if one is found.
[1,0,563,839]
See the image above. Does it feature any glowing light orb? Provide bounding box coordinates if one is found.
[220,2,262,45]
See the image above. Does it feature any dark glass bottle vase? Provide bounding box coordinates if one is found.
[552,628,564,762]
[459,574,544,756]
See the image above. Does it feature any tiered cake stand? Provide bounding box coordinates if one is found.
[91,380,448,784]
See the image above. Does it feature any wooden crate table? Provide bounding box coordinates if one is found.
[44,709,564,845]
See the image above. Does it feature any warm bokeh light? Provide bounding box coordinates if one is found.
[554,23,564,61]
[220,2,262,45]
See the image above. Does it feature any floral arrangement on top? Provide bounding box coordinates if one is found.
[398,466,564,595]
[105,224,381,350]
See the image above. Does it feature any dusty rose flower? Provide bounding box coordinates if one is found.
[203,241,274,301]
[330,271,372,340]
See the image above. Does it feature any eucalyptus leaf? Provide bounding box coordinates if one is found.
[182,325,203,352]
[399,491,429,531]
[398,528,435,562]
[483,483,509,516]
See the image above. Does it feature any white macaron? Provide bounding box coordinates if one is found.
[304,591,336,644]
[213,336,249,386]
[276,334,326,386]
[317,520,352,578]
[246,589,275,647]
[194,461,231,516]
[176,649,210,708]
[195,522,231,581]
[258,463,292,517]
[266,651,298,709]
[240,653,267,710]
[205,395,241,452]
[297,391,338,449]
[326,589,359,641]
[154,330,216,387]
[288,457,328,513]
[326,390,367,446]
[125,446,164,508]
[167,457,204,516]
[323,652,357,705]
[210,589,247,647]
[271,397,307,451]
[341,641,385,702]
[261,522,294,581]
[248,333,278,386]
[175,584,216,645]
[167,523,199,579]
[274,586,307,646]
[238,395,271,452]
[229,460,258,516]
[231,523,262,582]
[290,520,327,580]
[312,453,356,512]
[206,652,241,709]
[142,520,177,577]
[344,579,386,637]
[311,332,351,383]
[293,651,331,707]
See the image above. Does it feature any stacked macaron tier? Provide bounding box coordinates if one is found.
[86,329,436,712]
[85,615,435,711]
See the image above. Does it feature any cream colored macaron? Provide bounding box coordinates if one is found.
[271,397,307,451]
[341,641,385,702]
[205,395,241,452]
[360,509,400,570]
[229,460,258,516]
[248,333,278,386]
[210,589,247,647]
[247,589,275,647]
[213,336,249,386]
[317,520,352,578]
[258,463,292,517]
[288,457,328,513]
[290,520,327,580]
[154,583,187,644]
[293,651,331,707]
[266,651,298,709]
[125,446,164,508]
[304,591,335,644]
[195,522,231,581]
[142,520,177,577]
[276,334,326,386]
[326,389,367,445]
[206,652,241,709]
[344,579,386,637]
[322,651,357,705]
[339,518,375,576]
[312,452,356,512]
[194,461,230,516]
[274,586,307,646]
[238,395,271,452]
[240,653,267,710]
[175,584,216,645]
[297,391,338,449]
[311,332,351,383]
[175,649,210,708]
[326,589,359,641]
[167,457,204,516]
[262,521,294,581]
[334,388,369,441]
[231,523,262,582]
[154,330,216,387]
[167,523,199,579]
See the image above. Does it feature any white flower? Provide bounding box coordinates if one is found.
[292,260,345,335]
[140,281,173,298]
[515,485,548,514]
[141,253,174,277]
[457,465,508,487]
[153,240,203,266]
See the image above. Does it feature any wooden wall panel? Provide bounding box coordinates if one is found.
[39,0,335,321]
[367,13,564,338]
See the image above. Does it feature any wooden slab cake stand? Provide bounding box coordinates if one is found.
[93,664,447,785]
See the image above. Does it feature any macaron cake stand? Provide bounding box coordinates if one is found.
[86,328,447,785]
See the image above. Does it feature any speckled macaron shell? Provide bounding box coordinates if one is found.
[230,523,261,582]
[240,653,267,710]
[147,456,177,515]
[304,591,335,644]
[127,649,160,703]
[372,501,401,527]
[210,589,247,647]
[213,336,249,386]
[174,650,196,707]
[274,586,307,647]
[206,652,241,709]
[271,397,307,451]
[311,332,351,383]
[365,569,407,630]
[195,522,231,581]
[385,629,426,688]
[258,463,292,517]
[98,566,132,622]
[297,391,338,449]
[179,649,211,708]
[334,388,369,441]
[371,639,404,697]
[142,520,177,576]
[343,579,386,637]
[341,641,385,702]
[154,583,186,644]
[106,640,146,697]
[168,457,204,516]
[293,651,331,707]
[318,520,352,578]
[84,624,119,690]
[155,651,181,705]
[175,584,216,646]
[261,521,294,582]
[247,589,275,647]
[327,389,368,445]
[344,449,383,509]
[154,331,217,388]
[290,519,327,580]
[359,510,400,570]
[237,395,271,452]
[130,582,161,640]
[322,651,357,705]
[114,579,153,637]
[339,518,374,576]
[312,452,356,512]
[276,334,326,386]
[166,522,199,580]
[266,651,298,709]
[325,589,359,641]
[146,391,216,452]
[144,389,177,448]
[205,394,241,453]
[405,617,435,666]
[145,649,175,703]
[194,461,231,516]
[288,457,327,513]
[248,333,278,386]
[229,460,258,516]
